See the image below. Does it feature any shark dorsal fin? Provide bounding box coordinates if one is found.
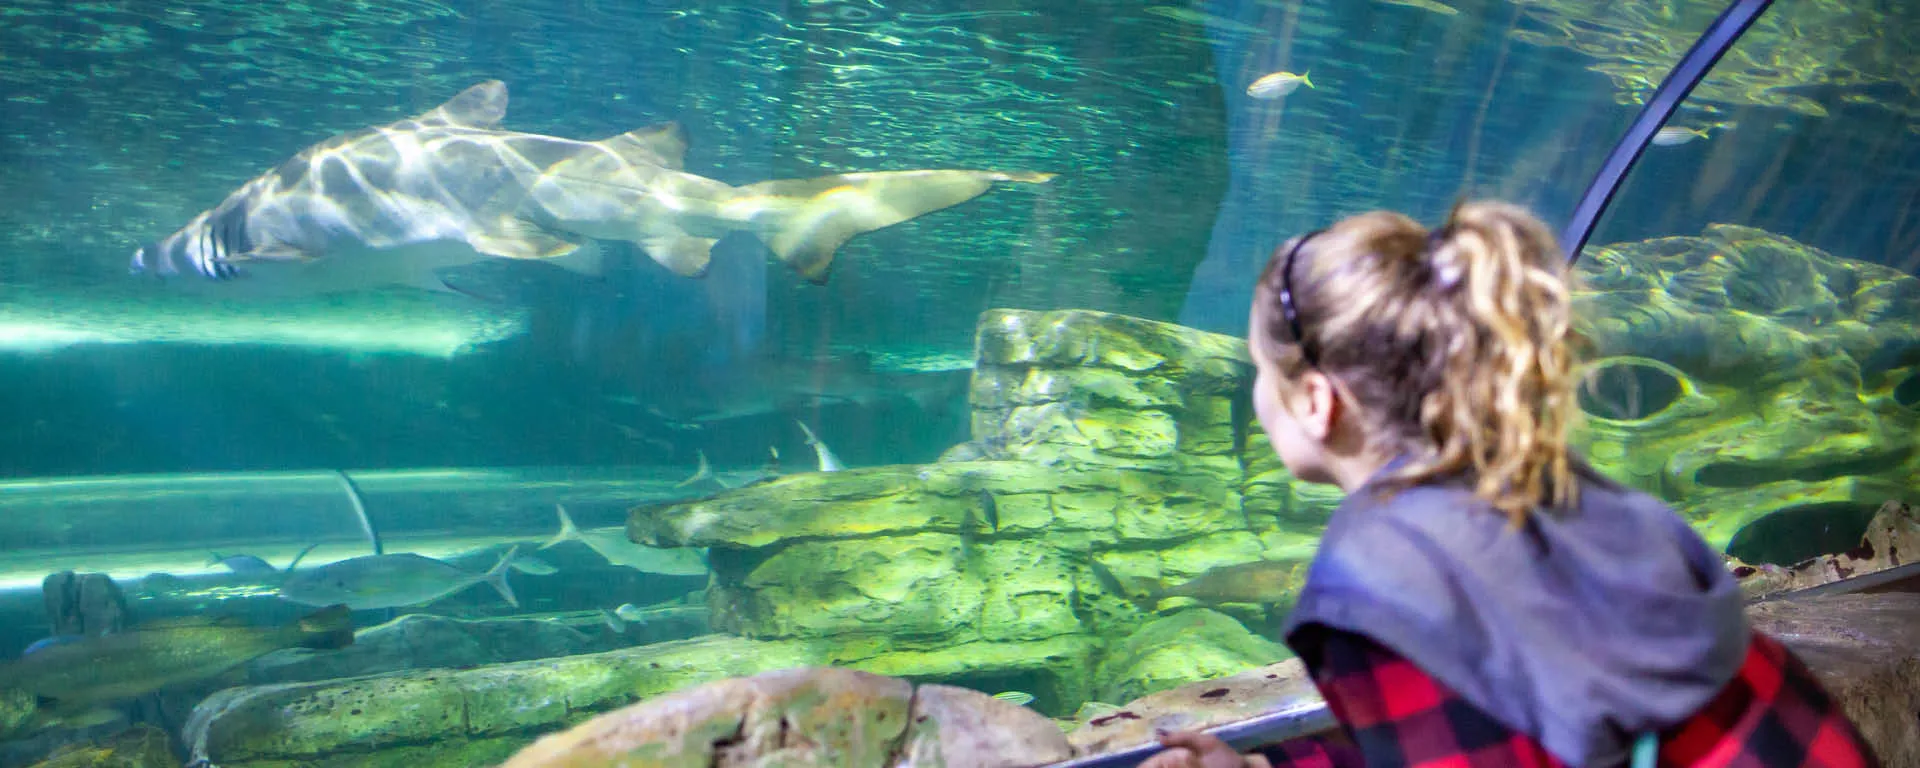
[412,80,509,128]
[600,122,688,170]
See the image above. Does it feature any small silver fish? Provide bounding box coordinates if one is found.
[1246,70,1313,99]
[278,547,520,610]
[1377,0,1459,15]
[541,505,710,576]
[1652,126,1710,146]
[992,690,1035,707]
[795,420,845,472]
[614,603,646,622]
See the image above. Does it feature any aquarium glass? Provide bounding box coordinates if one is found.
[1570,1,1920,570]
[0,0,1911,764]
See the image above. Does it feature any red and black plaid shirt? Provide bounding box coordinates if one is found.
[1257,627,1877,768]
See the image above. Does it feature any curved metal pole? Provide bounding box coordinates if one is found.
[1560,0,1775,264]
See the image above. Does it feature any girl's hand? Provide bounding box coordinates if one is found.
[1139,730,1272,768]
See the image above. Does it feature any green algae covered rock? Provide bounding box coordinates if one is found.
[25,725,176,768]
[498,667,1072,768]
[622,308,1320,729]
[183,633,1093,767]
[1092,609,1291,706]
[631,461,1070,550]
[502,667,913,768]
[0,685,35,740]
[968,309,1252,469]
[183,634,823,766]
[1571,224,1920,557]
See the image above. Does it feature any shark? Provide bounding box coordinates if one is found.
[131,80,1055,295]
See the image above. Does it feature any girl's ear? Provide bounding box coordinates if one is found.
[1293,370,1342,443]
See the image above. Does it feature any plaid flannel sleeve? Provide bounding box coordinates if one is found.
[1258,627,1878,768]
[1658,630,1879,768]
[1259,626,1565,768]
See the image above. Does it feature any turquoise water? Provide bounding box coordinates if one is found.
[0,0,1916,765]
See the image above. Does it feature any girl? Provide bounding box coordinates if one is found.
[1143,202,1875,768]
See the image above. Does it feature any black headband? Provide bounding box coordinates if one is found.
[1277,228,1326,369]
[1278,221,1454,370]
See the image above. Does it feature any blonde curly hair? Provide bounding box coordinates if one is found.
[1252,200,1585,524]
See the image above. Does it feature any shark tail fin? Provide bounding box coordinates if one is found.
[542,505,582,551]
[734,170,1056,284]
[676,450,714,488]
[482,545,521,607]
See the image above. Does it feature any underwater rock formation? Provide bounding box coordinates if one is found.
[1090,609,1291,707]
[500,666,1071,768]
[1570,224,1920,556]
[0,686,35,741]
[633,308,1327,710]
[183,638,1084,768]
[41,573,126,638]
[1066,657,1319,757]
[22,724,175,768]
[1726,500,1919,599]
[183,634,823,767]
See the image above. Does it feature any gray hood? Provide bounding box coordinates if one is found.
[1281,458,1749,767]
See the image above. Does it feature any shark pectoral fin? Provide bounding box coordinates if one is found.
[600,122,689,170]
[467,219,581,261]
[640,234,718,278]
[735,170,1053,283]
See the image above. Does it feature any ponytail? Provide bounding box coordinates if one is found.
[1253,200,1583,523]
